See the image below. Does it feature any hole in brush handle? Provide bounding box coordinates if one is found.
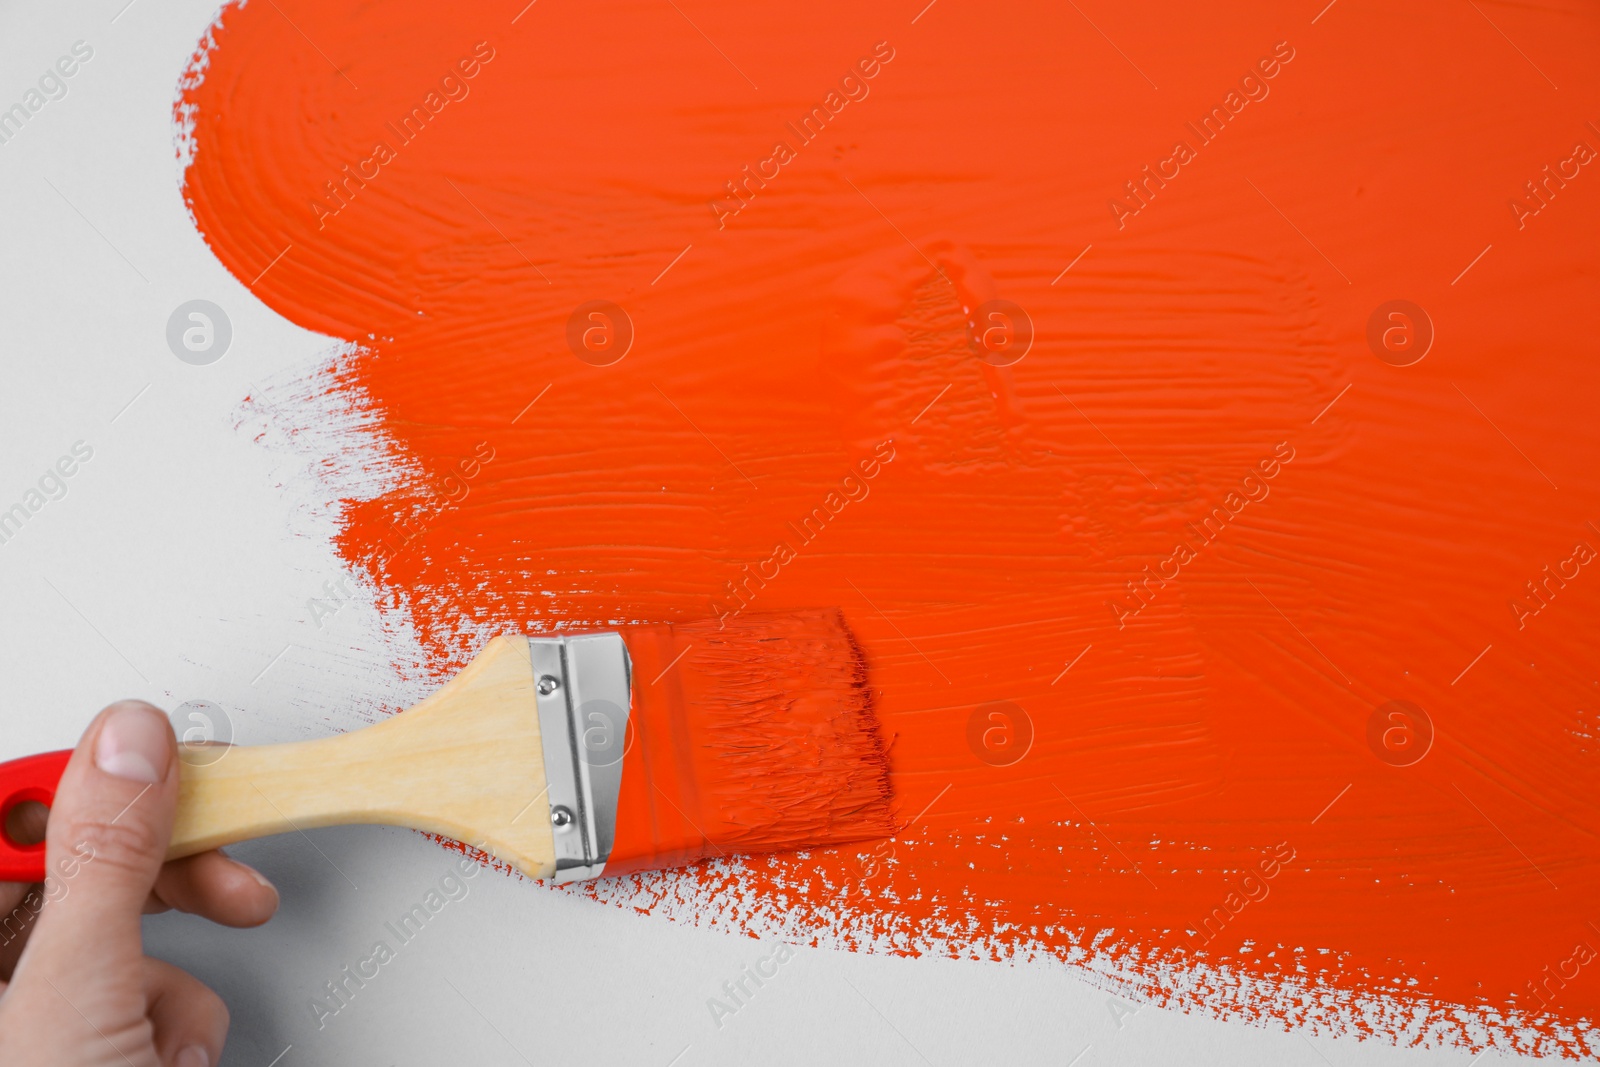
[0,750,72,883]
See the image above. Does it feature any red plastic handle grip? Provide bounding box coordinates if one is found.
[0,750,73,882]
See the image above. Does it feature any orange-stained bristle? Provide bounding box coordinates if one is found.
[605,609,894,875]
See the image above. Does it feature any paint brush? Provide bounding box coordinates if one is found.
[0,609,893,883]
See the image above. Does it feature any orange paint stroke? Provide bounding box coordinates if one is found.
[179,0,1600,1055]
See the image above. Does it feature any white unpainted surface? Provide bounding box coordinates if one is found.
[0,3,1514,1064]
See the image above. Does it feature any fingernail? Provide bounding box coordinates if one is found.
[176,1046,210,1067]
[249,865,279,898]
[94,703,172,783]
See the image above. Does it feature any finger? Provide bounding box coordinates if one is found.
[0,879,33,922]
[22,701,178,985]
[0,883,25,912]
[147,850,278,928]
[144,956,228,1067]
[0,884,45,980]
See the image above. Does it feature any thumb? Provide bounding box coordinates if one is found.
[19,700,177,986]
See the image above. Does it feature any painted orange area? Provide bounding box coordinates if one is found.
[179,0,1600,1054]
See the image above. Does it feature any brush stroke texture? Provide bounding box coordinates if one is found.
[178,0,1600,1055]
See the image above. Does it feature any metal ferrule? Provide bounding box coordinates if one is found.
[528,633,632,883]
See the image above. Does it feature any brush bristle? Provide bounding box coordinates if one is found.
[605,609,894,874]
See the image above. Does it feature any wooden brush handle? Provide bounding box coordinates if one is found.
[0,637,557,882]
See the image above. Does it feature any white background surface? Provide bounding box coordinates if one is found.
[0,2,1516,1063]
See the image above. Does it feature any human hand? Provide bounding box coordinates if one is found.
[0,701,280,1066]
